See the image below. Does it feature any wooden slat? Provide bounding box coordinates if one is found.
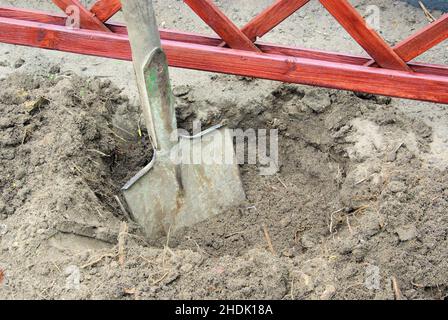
[1,16,447,104]
[1,7,446,77]
[90,0,122,22]
[51,0,111,32]
[184,0,260,52]
[392,13,448,62]
[0,6,69,25]
[319,0,411,72]
[240,0,310,42]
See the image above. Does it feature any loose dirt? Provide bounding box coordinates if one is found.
[0,69,447,299]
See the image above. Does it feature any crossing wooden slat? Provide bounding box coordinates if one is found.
[90,0,122,22]
[184,0,260,52]
[239,0,310,42]
[2,16,448,104]
[390,13,448,63]
[51,0,111,32]
[319,0,411,72]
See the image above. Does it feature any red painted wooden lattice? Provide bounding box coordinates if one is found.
[0,0,447,104]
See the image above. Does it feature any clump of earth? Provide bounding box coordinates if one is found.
[0,70,447,300]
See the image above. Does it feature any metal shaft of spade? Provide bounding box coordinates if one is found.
[121,0,177,154]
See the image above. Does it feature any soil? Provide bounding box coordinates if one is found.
[1,0,447,300]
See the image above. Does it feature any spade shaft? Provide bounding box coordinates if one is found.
[121,0,176,152]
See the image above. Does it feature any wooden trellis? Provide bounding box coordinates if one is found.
[0,0,447,103]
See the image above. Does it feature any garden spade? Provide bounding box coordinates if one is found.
[121,0,245,239]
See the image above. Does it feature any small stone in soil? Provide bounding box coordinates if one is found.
[15,169,26,180]
[0,118,14,129]
[301,233,318,249]
[283,103,301,117]
[352,245,368,262]
[320,284,336,300]
[386,151,398,162]
[396,225,418,242]
[0,150,16,161]
[14,58,25,69]
[49,65,61,74]
[173,85,190,97]
[0,224,7,236]
[389,181,406,193]
[23,97,50,115]
[302,89,331,113]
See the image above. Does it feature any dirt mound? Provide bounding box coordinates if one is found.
[0,72,447,299]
